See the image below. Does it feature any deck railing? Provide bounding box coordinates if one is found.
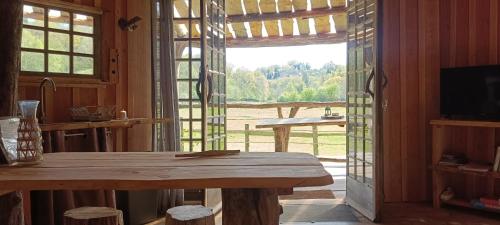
[226,101,346,157]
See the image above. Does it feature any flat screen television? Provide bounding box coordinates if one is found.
[441,65,500,120]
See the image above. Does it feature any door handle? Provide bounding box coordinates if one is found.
[196,70,203,102]
[196,66,214,103]
[207,73,213,103]
[365,69,375,98]
[382,71,388,89]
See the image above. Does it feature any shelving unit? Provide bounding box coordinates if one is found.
[431,119,500,213]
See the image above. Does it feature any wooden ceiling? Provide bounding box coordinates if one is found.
[173,0,347,47]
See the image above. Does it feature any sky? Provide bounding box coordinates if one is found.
[226,43,347,70]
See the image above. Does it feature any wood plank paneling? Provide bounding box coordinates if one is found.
[382,0,402,202]
[384,0,500,203]
[127,0,153,152]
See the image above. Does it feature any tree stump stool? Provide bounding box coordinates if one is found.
[63,207,124,225]
[165,205,215,225]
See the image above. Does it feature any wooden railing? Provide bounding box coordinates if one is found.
[225,101,347,157]
[226,101,346,109]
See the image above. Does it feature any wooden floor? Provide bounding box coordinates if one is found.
[147,162,500,225]
[148,202,500,225]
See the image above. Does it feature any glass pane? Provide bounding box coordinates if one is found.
[191,141,202,152]
[175,41,201,58]
[73,35,94,54]
[207,118,214,138]
[48,54,70,73]
[174,20,201,38]
[23,5,45,27]
[178,81,194,100]
[22,28,44,49]
[356,138,364,159]
[192,104,202,119]
[348,136,355,157]
[73,56,94,75]
[177,61,201,79]
[348,156,355,178]
[356,160,364,181]
[48,32,70,52]
[48,9,70,30]
[73,14,94,34]
[365,139,373,161]
[365,162,373,185]
[192,121,202,139]
[219,138,226,150]
[21,51,44,72]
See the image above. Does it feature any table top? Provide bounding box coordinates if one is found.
[0,152,332,190]
[256,117,346,129]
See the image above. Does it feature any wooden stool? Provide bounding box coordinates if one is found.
[165,205,215,225]
[63,207,124,225]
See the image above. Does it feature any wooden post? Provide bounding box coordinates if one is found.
[165,205,214,225]
[90,128,100,152]
[221,188,281,225]
[245,124,250,152]
[273,127,288,152]
[55,131,67,152]
[63,207,123,225]
[312,126,319,156]
[0,1,25,224]
[0,0,22,117]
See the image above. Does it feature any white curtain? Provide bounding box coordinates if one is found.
[152,0,184,213]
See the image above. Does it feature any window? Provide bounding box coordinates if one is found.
[21,4,99,77]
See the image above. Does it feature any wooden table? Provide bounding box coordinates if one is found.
[0,152,332,225]
[256,117,346,152]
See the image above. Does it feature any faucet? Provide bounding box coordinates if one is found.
[39,77,57,123]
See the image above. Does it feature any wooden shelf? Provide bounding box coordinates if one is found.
[40,118,170,132]
[443,199,500,214]
[430,119,500,128]
[431,119,500,212]
[433,165,500,179]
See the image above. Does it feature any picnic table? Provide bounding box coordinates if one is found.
[0,151,332,225]
[256,117,346,152]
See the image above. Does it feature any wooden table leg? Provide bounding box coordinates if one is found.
[55,131,66,152]
[221,188,281,225]
[272,127,288,152]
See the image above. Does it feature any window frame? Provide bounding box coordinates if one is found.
[20,3,101,78]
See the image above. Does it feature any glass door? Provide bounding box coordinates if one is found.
[173,0,226,152]
[203,0,227,151]
[173,0,227,206]
[346,0,381,221]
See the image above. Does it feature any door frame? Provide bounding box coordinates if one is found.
[374,0,384,221]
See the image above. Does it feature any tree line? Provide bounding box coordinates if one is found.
[227,61,346,102]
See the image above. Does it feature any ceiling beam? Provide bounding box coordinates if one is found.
[173,6,347,24]
[227,6,346,23]
[227,32,346,48]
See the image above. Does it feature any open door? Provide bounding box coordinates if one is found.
[172,0,227,207]
[173,0,226,152]
[346,0,382,221]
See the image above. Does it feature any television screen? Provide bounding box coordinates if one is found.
[441,65,500,120]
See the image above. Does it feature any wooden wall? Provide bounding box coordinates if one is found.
[383,0,500,202]
[126,0,153,152]
[18,0,130,151]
